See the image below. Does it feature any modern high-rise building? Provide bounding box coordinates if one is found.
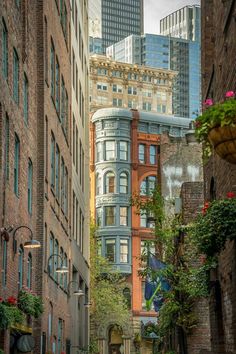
[89,54,175,115]
[107,34,201,118]
[0,1,90,353]
[89,0,144,52]
[160,4,201,42]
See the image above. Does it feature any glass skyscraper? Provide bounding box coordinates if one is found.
[89,0,143,53]
[107,33,201,118]
[160,5,201,42]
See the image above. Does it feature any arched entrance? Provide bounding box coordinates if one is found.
[108,325,123,354]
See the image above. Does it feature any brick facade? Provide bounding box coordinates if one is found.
[201,1,236,353]
[0,0,89,353]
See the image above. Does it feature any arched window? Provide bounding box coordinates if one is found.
[123,287,131,309]
[18,245,24,290]
[119,172,128,194]
[64,253,68,289]
[140,176,157,196]
[105,171,115,194]
[96,173,101,195]
[54,239,59,281]
[27,253,32,289]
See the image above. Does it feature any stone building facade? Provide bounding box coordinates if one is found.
[89,54,175,115]
[201,0,236,353]
[0,0,90,353]
[90,107,192,354]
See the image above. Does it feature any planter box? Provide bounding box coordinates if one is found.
[208,125,236,164]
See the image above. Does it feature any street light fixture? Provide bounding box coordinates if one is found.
[47,254,69,274]
[0,225,41,251]
[67,281,85,297]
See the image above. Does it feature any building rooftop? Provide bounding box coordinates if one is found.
[92,108,191,129]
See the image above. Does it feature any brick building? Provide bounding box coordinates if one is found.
[0,0,90,353]
[201,1,236,353]
[90,107,203,354]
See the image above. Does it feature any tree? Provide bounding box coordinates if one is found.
[90,224,130,329]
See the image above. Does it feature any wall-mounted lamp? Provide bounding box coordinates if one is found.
[67,281,84,297]
[47,254,69,274]
[0,225,41,251]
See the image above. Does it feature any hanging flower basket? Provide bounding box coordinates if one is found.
[208,125,236,164]
[195,91,236,163]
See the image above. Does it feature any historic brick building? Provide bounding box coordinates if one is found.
[0,0,90,353]
[201,1,236,353]
[90,107,194,354]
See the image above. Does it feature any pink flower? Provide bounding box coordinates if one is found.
[226,192,236,199]
[225,91,235,98]
[204,98,213,106]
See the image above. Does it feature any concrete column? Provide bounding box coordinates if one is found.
[98,338,106,354]
[123,336,131,354]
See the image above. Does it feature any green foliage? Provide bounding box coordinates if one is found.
[133,188,211,341]
[18,289,44,318]
[90,224,130,327]
[0,302,25,330]
[191,198,236,257]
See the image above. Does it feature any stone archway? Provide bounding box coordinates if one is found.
[97,318,132,354]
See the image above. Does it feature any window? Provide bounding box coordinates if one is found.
[14,134,20,196]
[27,253,32,289]
[105,239,116,262]
[54,239,59,281]
[13,48,19,104]
[140,211,155,228]
[50,134,55,189]
[55,58,60,113]
[105,206,116,226]
[97,82,107,91]
[138,144,145,163]
[49,233,54,276]
[60,158,65,210]
[18,246,24,290]
[113,84,122,93]
[105,141,115,160]
[59,247,64,287]
[96,173,101,195]
[140,176,157,196]
[64,167,68,216]
[128,86,137,95]
[119,172,128,194]
[5,114,9,180]
[57,319,63,354]
[96,142,102,162]
[55,145,60,199]
[75,126,78,173]
[120,207,128,226]
[80,210,84,253]
[2,239,7,287]
[120,239,128,263]
[50,41,55,98]
[64,253,68,289]
[96,208,102,227]
[123,288,131,309]
[23,73,28,124]
[105,172,115,194]
[142,102,151,111]
[2,19,8,79]
[150,145,156,165]
[60,1,68,40]
[28,159,33,214]
[120,141,128,161]
[113,98,122,107]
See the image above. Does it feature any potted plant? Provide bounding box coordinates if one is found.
[0,297,25,330]
[195,91,236,163]
[192,192,236,258]
[18,288,43,318]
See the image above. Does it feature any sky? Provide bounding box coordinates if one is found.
[144,0,200,34]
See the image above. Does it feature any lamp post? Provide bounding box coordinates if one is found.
[47,254,69,274]
[0,225,41,251]
[67,281,85,297]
